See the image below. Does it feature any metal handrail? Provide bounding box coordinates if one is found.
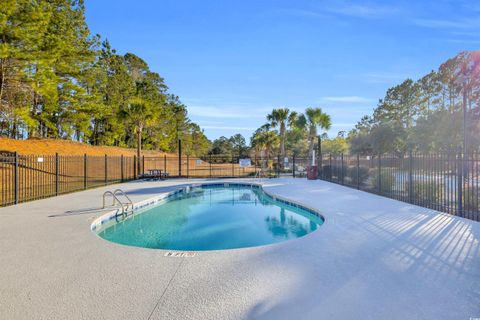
[113,189,133,210]
[102,191,128,217]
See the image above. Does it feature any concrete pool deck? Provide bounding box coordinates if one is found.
[0,178,479,320]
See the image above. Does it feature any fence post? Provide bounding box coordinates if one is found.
[408,150,413,203]
[163,154,167,175]
[457,153,463,217]
[121,155,124,182]
[14,152,19,204]
[133,155,137,179]
[293,154,296,178]
[142,155,145,176]
[377,154,381,194]
[187,155,190,178]
[178,139,182,178]
[329,154,332,180]
[341,153,344,185]
[232,155,235,177]
[318,136,322,178]
[105,154,108,185]
[356,154,360,189]
[55,153,59,195]
[209,155,212,178]
[254,154,257,177]
[277,155,281,178]
[83,153,87,190]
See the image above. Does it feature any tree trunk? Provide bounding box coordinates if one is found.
[280,123,285,169]
[308,127,316,164]
[308,139,314,164]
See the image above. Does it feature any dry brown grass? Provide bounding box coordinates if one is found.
[0,137,172,156]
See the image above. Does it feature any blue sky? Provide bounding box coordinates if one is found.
[84,0,480,141]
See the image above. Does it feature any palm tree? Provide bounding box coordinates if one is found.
[267,108,291,159]
[299,107,331,162]
[251,127,279,162]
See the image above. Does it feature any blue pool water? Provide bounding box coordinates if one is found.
[97,185,324,251]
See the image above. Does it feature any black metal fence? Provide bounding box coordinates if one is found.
[141,154,310,178]
[319,152,479,221]
[142,155,257,178]
[2,150,478,223]
[0,153,278,207]
[0,151,312,207]
[0,153,137,206]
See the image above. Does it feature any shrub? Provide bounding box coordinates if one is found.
[347,166,370,186]
[463,187,479,212]
[406,180,443,205]
[371,169,395,194]
[321,165,347,181]
[322,165,332,179]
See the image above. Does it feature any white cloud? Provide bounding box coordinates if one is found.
[331,123,357,127]
[282,9,329,18]
[284,3,398,20]
[284,3,480,32]
[201,126,257,130]
[324,3,398,19]
[188,105,267,119]
[448,31,480,37]
[336,72,409,84]
[320,96,374,103]
[439,38,480,44]
[410,17,480,29]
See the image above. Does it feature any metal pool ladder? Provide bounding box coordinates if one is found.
[102,189,133,218]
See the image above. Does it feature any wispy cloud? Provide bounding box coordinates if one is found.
[283,9,329,18]
[439,38,480,44]
[410,17,480,29]
[320,96,374,103]
[188,105,267,119]
[323,3,398,19]
[201,125,257,130]
[335,72,409,84]
[330,123,357,127]
[362,73,409,84]
[284,2,480,32]
[448,31,480,37]
[284,2,398,20]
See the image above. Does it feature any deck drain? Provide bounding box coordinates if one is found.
[164,251,196,257]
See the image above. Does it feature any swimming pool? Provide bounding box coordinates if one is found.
[96,184,324,251]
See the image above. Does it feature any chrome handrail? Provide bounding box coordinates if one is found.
[102,191,128,218]
[113,189,133,211]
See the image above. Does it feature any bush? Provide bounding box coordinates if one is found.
[322,165,332,179]
[371,169,395,194]
[321,165,346,181]
[347,166,369,186]
[406,180,443,205]
[464,187,479,212]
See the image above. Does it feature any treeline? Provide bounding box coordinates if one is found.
[0,0,210,155]
[349,51,480,155]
